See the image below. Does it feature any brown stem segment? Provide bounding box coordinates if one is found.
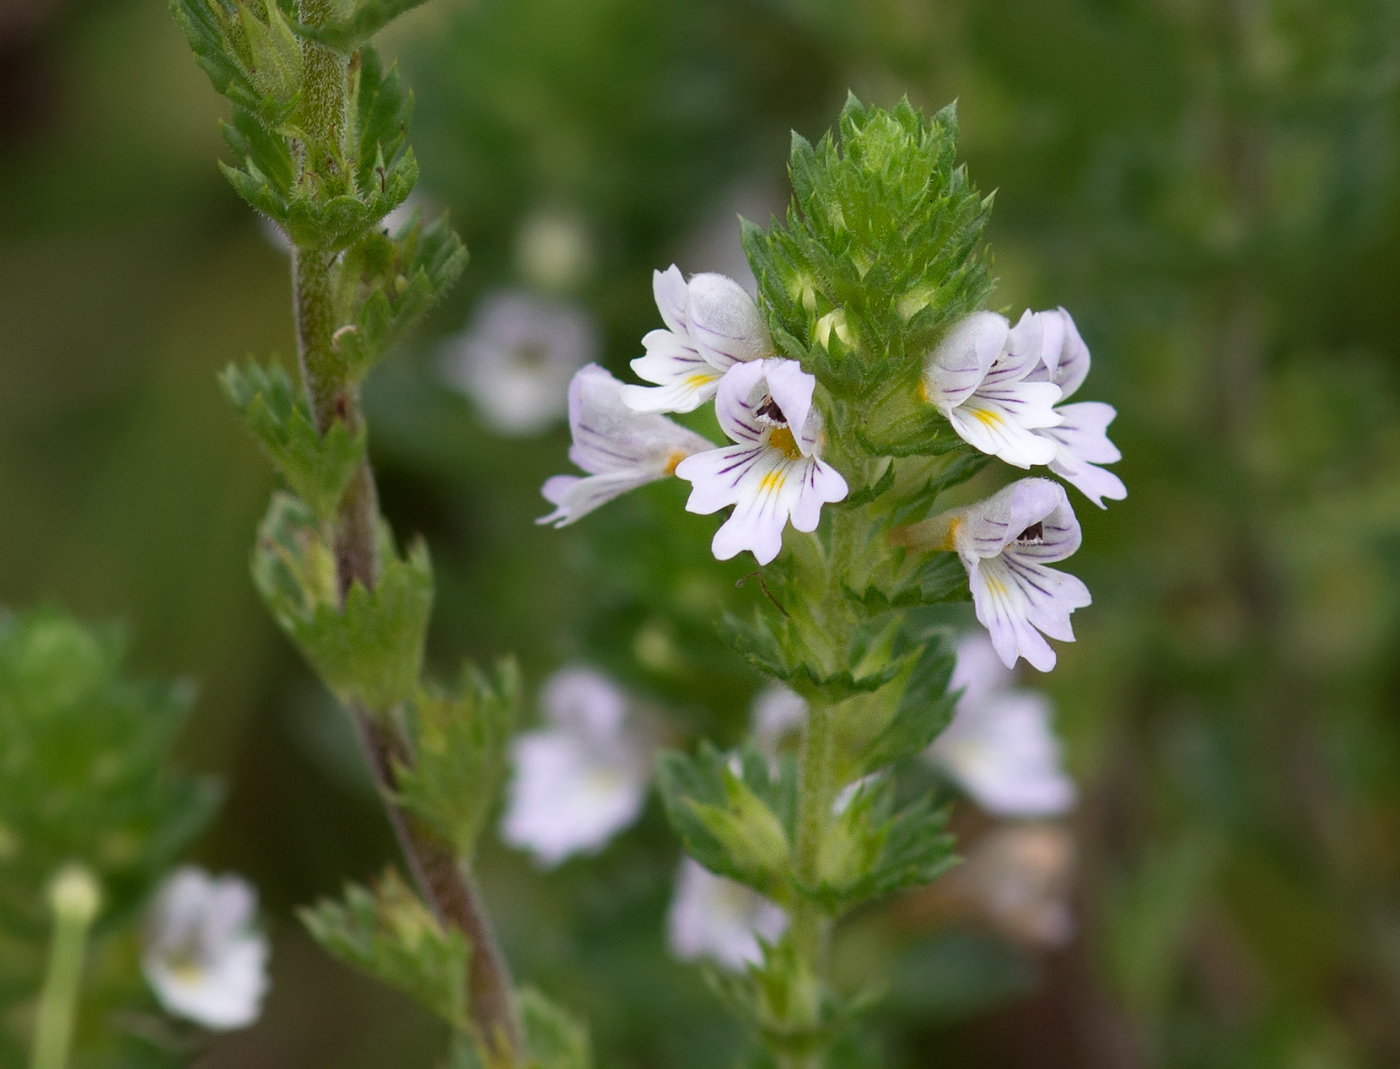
[290,6,524,1061]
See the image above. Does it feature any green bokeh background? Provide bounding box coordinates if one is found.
[3,0,1400,1065]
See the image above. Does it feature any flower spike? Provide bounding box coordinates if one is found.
[538,364,714,527]
[675,359,848,565]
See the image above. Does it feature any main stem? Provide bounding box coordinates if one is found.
[292,9,522,1063]
[30,867,99,1069]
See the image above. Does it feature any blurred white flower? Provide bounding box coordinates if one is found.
[675,359,848,565]
[537,364,713,527]
[954,824,1076,947]
[921,310,1064,468]
[751,683,807,760]
[443,289,600,436]
[142,867,269,1031]
[667,857,787,971]
[621,266,773,414]
[516,209,594,293]
[926,634,1076,817]
[500,666,654,867]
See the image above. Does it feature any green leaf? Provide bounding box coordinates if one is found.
[656,743,795,903]
[251,494,433,711]
[295,0,431,51]
[220,360,367,520]
[333,210,468,381]
[394,660,519,859]
[520,987,593,1069]
[855,636,957,775]
[169,0,300,122]
[301,870,469,1030]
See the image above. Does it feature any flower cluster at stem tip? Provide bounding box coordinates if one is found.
[541,264,1124,670]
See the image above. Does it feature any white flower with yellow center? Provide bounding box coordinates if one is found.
[927,635,1076,816]
[500,666,654,867]
[1021,308,1126,508]
[538,364,714,527]
[621,266,774,414]
[142,867,269,1031]
[905,479,1091,671]
[921,310,1064,467]
[675,359,848,565]
[667,857,788,972]
[443,289,599,436]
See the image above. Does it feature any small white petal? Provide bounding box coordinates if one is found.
[922,311,1009,409]
[623,329,725,413]
[1039,401,1126,509]
[667,858,787,972]
[653,265,690,336]
[944,384,1064,468]
[1052,307,1091,399]
[685,272,773,370]
[751,685,807,760]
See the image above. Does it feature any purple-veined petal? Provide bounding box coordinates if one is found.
[944,386,1063,468]
[1052,308,1090,398]
[686,272,773,370]
[922,311,1009,409]
[653,265,689,336]
[711,361,770,444]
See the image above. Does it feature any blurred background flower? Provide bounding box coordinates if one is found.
[4,0,1400,1066]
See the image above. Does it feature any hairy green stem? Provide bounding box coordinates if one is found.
[29,867,100,1069]
[292,7,523,1063]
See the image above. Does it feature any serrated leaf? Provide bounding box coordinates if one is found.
[301,870,469,1030]
[250,494,433,711]
[169,0,300,123]
[856,637,957,774]
[221,360,367,520]
[295,0,431,51]
[394,660,519,859]
[657,744,795,903]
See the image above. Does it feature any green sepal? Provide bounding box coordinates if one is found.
[251,494,433,711]
[295,0,431,52]
[520,987,594,1069]
[657,743,796,903]
[791,783,957,913]
[394,660,519,860]
[333,210,468,381]
[169,0,301,125]
[301,869,470,1031]
[220,360,367,521]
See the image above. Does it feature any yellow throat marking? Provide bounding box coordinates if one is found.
[767,426,803,460]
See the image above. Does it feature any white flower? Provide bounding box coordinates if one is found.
[927,635,1076,816]
[142,867,269,1031]
[500,666,653,867]
[925,478,1092,672]
[443,289,599,436]
[621,266,774,414]
[750,683,807,760]
[667,857,787,972]
[1024,308,1126,508]
[674,359,848,565]
[921,310,1064,468]
[537,364,714,527]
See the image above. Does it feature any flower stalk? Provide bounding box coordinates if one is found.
[29,866,101,1069]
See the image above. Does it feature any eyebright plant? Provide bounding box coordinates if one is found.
[171,1,589,1066]
[541,95,1124,1067]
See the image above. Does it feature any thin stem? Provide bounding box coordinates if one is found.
[30,866,100,1069]
[290,6,523,1062]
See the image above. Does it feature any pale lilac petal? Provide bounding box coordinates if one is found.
[622,330,722,413]
[653,265,690,336]
[950,634,1013,710]
[541,666,629,739]
[685,273,773,370]
[945,386,1063,468]
[952,478,1071,562]
[711,361,770,445]
[667,858,787,972]
[985,310,1049,386]
[567,364,713,473]
[786,458,848,532]
[674,444,767,515]
[1052,308,1090,398]
[1050,453,1127,509]
[922,311,1008,409]
[968,558,1059,672]
[1042,402,1121,465]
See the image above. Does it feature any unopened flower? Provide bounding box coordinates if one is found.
[675,359,848,565]
[500,666,654,867]
[538,365,713,527]
[142,867,269,1031]
[927,635,1076,816]
[443,289,599,435]
[900,479,1090,671]
[1024,309,1126,508]
[921,310,1063,468]
[667,857,787,971]
[621,266,773,414]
